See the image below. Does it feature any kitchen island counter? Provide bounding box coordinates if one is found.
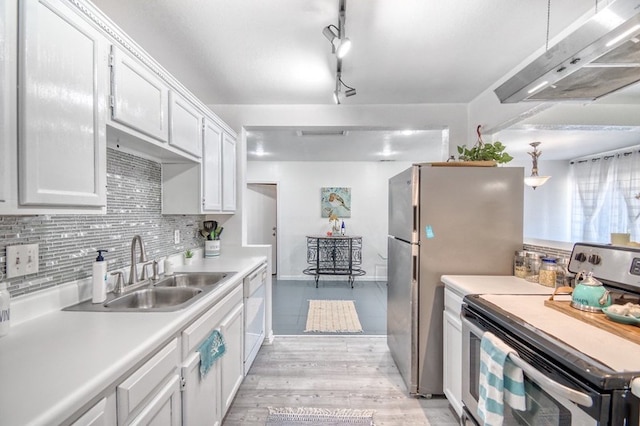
[0,253,266,426]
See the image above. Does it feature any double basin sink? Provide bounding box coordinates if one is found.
[65,272,235,312]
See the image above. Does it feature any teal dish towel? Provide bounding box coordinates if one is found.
[478,332,526,426]
[198,329,226,379]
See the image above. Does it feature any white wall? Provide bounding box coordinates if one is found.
[513,159,572,242]
[247,161,412,280]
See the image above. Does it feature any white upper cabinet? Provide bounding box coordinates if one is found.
[222,132,236,212]
[0,1,14,206]
[162,117,236,215]
[169,91,203,158]
[18,0,108,207]
[110,46,169,143]
[202,118,223,212]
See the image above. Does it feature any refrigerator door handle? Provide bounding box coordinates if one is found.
[412,247,419,282]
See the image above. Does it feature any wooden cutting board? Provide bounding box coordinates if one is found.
[544,299,640,345]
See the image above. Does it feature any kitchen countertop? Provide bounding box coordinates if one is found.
[481,294,640,371]
[0,254,266,426]
[441,275,556,297]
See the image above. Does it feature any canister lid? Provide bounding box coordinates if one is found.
[525,251,546,259]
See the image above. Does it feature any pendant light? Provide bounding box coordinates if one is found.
[524,142,551,190]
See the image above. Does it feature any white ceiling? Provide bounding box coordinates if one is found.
[91,0,640,162]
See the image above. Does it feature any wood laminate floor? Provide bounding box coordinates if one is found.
[223,336,458,425]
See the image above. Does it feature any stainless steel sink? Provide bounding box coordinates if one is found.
[153,272,229,289]
[105,287,202,309]
[63,271,236,312]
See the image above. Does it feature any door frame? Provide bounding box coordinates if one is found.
[246,180,279,277]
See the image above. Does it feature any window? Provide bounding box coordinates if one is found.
[571,150,640,243]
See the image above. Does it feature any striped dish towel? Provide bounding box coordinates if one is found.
[477,332,526,426]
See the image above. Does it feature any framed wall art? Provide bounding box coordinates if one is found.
[321,187,351,218]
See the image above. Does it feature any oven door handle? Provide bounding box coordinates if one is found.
[507,351,593,408]
[464,318,593,408]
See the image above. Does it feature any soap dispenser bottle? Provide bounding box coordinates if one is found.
[341,220,346,235]
[0,274,10,337]
[92,250,108,304]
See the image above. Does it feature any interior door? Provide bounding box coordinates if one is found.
[247,183,277,274]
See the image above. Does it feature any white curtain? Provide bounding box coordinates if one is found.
[571,158,615,242]
[616,151,640,241]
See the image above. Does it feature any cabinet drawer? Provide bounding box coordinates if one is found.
[182,284,242,358]
[117,338,179,424]
[444,288,464,313]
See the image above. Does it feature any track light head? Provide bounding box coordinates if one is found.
[322,25,351,58]
[322,26,338,44]
[333,90,340,104]
[336,38,351,58]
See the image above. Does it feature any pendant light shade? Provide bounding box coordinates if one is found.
[524,141,551,190]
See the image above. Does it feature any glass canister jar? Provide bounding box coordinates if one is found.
[525,251,545,282]
[539,257,558,287]
[555,257,569,288]
[514,251,528,278]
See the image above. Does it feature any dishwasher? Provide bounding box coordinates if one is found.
[243,263,267,375]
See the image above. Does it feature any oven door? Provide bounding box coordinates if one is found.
[461,314,602,425]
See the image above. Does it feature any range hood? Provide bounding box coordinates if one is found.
[495,0,640,103]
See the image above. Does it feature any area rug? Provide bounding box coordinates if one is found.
[266,407,375,425]
[304,300,363,333]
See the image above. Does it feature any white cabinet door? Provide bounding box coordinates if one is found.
[70,394,116,426]
[169,91,202,157]
[19,0,107,207]
[443,309,463,417]
[111,46,169,142]
[129,374,181,426]
[0,0,14,206]
[202,118,223,212]
[181,353,221,426]
[220,303,244,416]
[221,132,236,212]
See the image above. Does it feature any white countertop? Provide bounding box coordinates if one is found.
[441,275,556,297]
[480,294,640,371]
[0,254,266,426]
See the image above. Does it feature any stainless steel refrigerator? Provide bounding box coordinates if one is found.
[387,164,523,396]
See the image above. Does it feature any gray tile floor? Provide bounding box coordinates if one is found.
[272,277,387,335]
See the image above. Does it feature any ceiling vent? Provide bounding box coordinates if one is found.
[495,0,640,103]
[296,130,349,137]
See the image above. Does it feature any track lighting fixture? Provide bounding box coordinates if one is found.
[322,25,351,59]
[524,142,551,190]
[324,0,356,104]
[332,74,356,104]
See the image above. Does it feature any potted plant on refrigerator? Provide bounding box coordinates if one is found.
[456,125,513,165]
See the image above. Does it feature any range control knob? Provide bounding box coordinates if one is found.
[588,254,602,265]
[575,252,587,262]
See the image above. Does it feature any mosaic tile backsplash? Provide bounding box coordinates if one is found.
[0,149,205,297]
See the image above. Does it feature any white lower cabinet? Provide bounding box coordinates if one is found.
[219,303,244,415]
[181,352,221,426]
[443,288,464,418]
[181,285,244,425]
[70,394,116,426]
[117,338,181,425]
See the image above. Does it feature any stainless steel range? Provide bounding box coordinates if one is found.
[461,243,640,425]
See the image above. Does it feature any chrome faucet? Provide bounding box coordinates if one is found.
[129,235,148,285]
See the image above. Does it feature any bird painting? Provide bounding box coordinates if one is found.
[321,187,351,218]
